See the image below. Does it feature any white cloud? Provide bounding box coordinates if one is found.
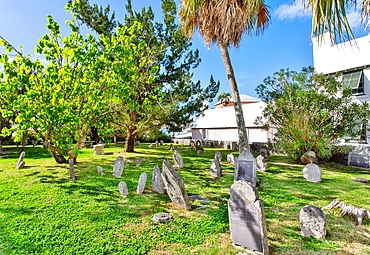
[346,7,363,31]
[274,1,311,20]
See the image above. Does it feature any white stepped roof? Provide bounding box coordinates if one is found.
[192,101,266,129]
[215,94,260,105]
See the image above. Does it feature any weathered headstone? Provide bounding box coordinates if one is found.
[97,165,104,175]
[256,155,267,172]
[303,163,322,183]
[173,151,184,169]
[149,143,153,148]
[354,177,368,183]
[93,144,104,155]
[137,172,147,195]
[227,153,236,165]
[152,212,173,224]
[348,146,370,168]
[215,150,222,162]
[135,140,140,146]
[156,141,159,147]
[118,181,128,197]
[260,149,268,160]
[160,140,164,146]
[197,147,204,156]
[234,150,257,186]
[228,181,268,254]
[68,158,76,180]
[113,156,124,177]
[16,151,26,170]
[162,160,191,210]
[135,159,141,167]
[299,205,326,240]
[152,165,165,194]
[210,156,222,178]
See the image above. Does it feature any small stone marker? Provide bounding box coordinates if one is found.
[162,160,191,210]
[68,158,76,180]
[354,177,368,183]
[160,140,164,146]
[189,195,210,203]
[210,156,222,178]
[173,150,184,169]
[16,151,26,169]
[156,141,159,147]
[215,150,222,162]
[303,163,322,182]
[135,140,140,146]
[135,159,141,167]
[118,181,128,197]
[97,166,104,175]
[228,180,268,254]
[260,149,268,160]
[299,205,326,240]
[149,143,153,148]
[152,165,165,194]
[152,212,173,224]
[93,144,104,155]
[137,172,147,195]
[113,156,124,178]
[197,147,204,156]
[256,155,267,172]
[227,153,236,165]
[234,149,257,186]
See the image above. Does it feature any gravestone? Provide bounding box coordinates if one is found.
[162,160,191,210]
[135,141,140,146]
[152,165,165,194]
[97,165,104,175]
[118,181,128,197]
[156,141,159,147]
[152,212,173,224]
[149,143,153,148]
[93,144,104,155]
[197,147,204,156]
[215,150,223,162]
[260,149,268,160]
[210,156,222,178]
[135,159,141,167]
[173,151,184,169]
[0,141,3,153]
[227,153,236,165]
[16,151,26,170]
[348,146,370,168]
[68,158,76,180]
[299,205,326,240]
[228,180,268,254]
[234,150,257,186]
[137,172,147,195]
[113,156,124,177]
[256,155,267,172]
[160,140,164,146]
[303,163,322,183]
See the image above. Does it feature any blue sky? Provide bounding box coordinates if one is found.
[0,0,367,104]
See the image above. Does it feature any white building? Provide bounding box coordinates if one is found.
[313,33,370,143]
[191,95,272,145]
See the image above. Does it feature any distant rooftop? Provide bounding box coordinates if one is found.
[215,94,260,107]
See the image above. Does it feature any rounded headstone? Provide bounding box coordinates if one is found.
[299,205,326,240]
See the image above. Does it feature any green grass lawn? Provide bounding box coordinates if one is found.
[0,144,369,254]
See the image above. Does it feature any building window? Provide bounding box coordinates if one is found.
[202,129,207,139]
[342,70,364,95]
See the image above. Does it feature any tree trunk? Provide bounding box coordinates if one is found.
[68,158,76,180]
[90,127,100,144]
[124,130,136,152]
[20,132,28,152]
[50,150,67,164]
[219,44,249,153]
[124,111,137,152]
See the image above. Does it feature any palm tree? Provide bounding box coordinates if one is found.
[179,0,270,153]
[217,91,231,107]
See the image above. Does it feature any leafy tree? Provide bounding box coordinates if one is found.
[70,0,220,152]
[255,67,370,160]
[0,16,141,162]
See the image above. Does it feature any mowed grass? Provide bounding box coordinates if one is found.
[0,144,369,255]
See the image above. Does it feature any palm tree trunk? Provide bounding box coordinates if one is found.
[219,44,249,153]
